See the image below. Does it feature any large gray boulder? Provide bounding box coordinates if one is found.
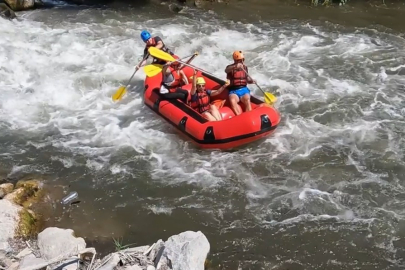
[0,199,21,253]
[37,227,86,261]
[162,231,210,270]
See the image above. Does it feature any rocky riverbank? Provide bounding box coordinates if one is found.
[2,0,405,21]
[0,179,211,270]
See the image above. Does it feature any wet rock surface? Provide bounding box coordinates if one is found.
[0,2,16,19]
[4,0,34,11]
[0,226,210,270]
[0,178,211,270]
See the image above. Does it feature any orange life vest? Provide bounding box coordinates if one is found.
[191,92,210,113]
[163,67,183,91]
[227,64,248,88]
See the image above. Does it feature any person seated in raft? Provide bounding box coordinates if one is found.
[159,56,189,103]
[136,30,174,69]
[190,69,230,121]
[224,50,257,116]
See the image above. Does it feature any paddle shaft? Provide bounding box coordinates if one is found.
[241,67,267,95]
[148,47,224,84]
[178,60,269,98]
[158,53,198,67]
[185,53,198,64]
[173,60,225,84]
[180,52,199,63]
[125,67,139,87]
[125,55,150,87]
[145,53,198,75]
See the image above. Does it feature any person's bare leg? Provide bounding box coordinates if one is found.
[202,111,216,121]
[241,94,252,112]
[209,105,222,120]
[229,94,241,115]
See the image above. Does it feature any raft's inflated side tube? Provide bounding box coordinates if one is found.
[143,58,281,150]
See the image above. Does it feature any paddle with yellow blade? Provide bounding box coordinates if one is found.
[148,47,277,105]
[111,57,146,102]
[112,52,199,102]
[148,47,226,83]
[143,52,199,77]
[143,64,163,77]
[241,67,277,105]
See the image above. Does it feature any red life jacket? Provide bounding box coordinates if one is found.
[191,92,210,113]
[227,64,248,88]
[163,67,183,92]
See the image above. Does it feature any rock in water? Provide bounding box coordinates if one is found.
[0,3,16,19]
[0,199,21,252]
[163,231,210,270]
[37,227,86,261]
[194,0,204,8]
[0,183,14,199]
[169,3,184,13]
[4,0,34,10]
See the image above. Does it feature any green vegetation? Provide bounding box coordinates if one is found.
[112,237,138,251]
[16,208,41,239]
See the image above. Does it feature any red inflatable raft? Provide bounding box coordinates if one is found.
[143,62,281,150]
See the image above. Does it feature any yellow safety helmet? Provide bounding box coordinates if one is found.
[196,77,206,85]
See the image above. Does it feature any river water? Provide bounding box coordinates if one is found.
[2,1,405,269]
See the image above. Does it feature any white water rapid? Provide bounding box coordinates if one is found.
[1,3,405,268]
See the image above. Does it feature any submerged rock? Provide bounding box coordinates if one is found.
[0,3,16,19]
[194,0,204,8]
[168,2,184,13]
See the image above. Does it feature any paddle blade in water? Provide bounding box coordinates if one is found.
[144,64,163,77]
[264,92,277,105]
[112,86,127,102]
[148,47,175,62]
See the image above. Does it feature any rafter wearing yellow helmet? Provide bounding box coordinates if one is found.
[189,70,230,122]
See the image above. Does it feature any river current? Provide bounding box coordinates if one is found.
[1,1,405,269]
